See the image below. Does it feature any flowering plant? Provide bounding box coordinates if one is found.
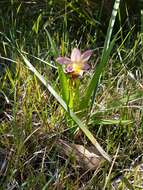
[56,48,92,79]
[56,48,93,110]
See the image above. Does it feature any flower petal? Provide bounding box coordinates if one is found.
[71,48,81,62]
[83,63,90,70]
[56,57,71,65]
[65,65,74,73]
[81,50,93,62]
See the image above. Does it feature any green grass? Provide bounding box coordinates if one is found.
[0,0,143,189]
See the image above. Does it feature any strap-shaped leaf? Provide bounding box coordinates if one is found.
[80,0,121,110]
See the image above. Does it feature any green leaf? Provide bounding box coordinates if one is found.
[32,14,42,34]
[141,9,143,45]
[89,119,132,126]
[44,28,58,56]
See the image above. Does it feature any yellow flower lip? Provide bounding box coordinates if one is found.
[56,48,92,79]
[72,63,82,72]
[70,63,84,78]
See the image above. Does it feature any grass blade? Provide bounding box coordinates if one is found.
[89,119,132,126]
[32,13,42,34]
[141,9,143,45]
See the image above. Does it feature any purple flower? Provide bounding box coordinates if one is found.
[56,48,92,79]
